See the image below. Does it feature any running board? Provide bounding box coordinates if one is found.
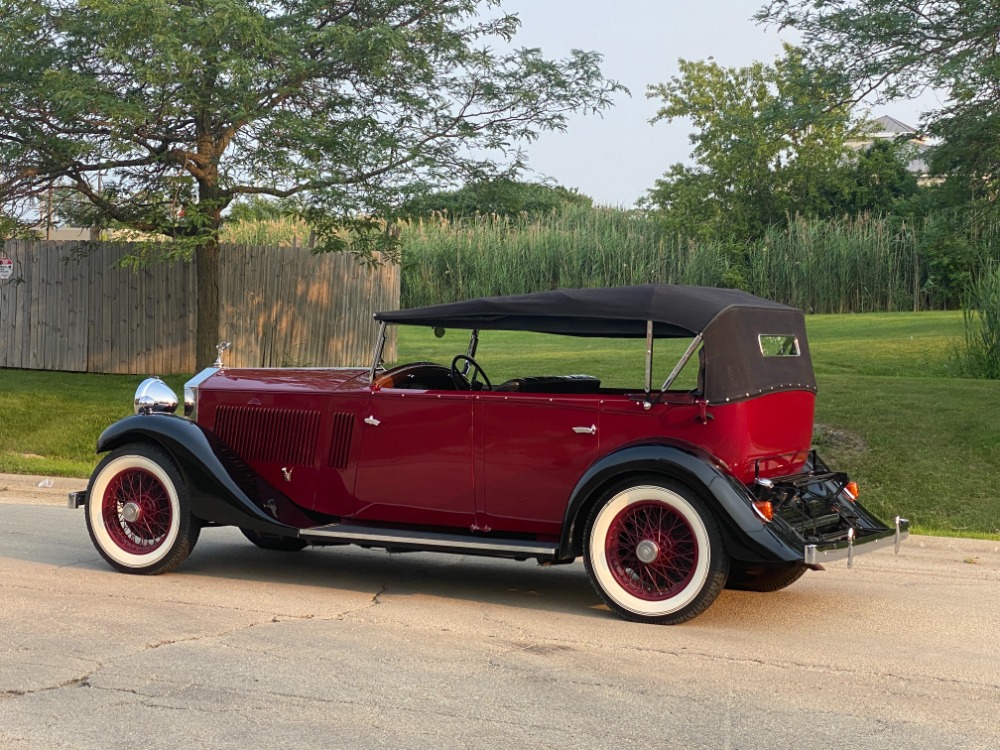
[300,523,560,561]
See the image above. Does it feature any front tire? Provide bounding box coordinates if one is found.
[85,443,199,574]
[584,477,729,625]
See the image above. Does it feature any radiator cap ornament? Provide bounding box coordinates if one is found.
[213,341,231,368]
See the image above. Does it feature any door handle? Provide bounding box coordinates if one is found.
[572,424,596,435]
[364,416,380,427]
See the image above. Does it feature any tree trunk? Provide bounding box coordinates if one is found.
[195,239,221,368]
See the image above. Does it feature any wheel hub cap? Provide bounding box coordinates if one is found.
[635,539,659,563]
[121,501,141,523]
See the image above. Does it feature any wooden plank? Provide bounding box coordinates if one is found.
[0,240,16,367]
[67,242,89,371]
[27,241,44,369]
[99,243,116,373]
[17,240,32,368]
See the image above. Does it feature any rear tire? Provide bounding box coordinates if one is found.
[584,477,729,625]
[86,443,199,574]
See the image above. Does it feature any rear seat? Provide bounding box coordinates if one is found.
[494,375,601,394]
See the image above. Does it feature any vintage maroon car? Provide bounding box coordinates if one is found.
[72,285,908,624]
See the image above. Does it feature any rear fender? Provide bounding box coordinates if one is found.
[96,415,309,534]
[559,443,801,564]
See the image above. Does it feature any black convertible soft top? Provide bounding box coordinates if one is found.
[375,284,795,338]
[375,285,816,403]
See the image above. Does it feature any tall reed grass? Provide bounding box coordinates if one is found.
[960,263,1000,378]
[220,216,312,247]
[399,207,927,313]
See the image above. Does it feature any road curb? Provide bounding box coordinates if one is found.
[0,472,86,506]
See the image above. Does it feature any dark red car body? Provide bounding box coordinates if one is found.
[76,285,908,624]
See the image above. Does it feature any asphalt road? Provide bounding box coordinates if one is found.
[2,476,999,750]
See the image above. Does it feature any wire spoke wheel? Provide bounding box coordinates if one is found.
[606,501,698,600]
[585,478,729,625]
[86,443,199,575]
[102,468,174,554]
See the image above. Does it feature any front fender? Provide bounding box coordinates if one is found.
[97,415,305,534]
[558,443,802,564]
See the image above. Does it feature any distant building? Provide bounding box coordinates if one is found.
[848,115,933,182]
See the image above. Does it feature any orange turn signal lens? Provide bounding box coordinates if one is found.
[752,500,774,522]
[844,481,859,501]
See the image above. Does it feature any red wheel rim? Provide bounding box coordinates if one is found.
[605,500,698,601]
[101,468,173,555]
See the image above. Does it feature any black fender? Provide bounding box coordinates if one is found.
[558,443,802,565]
[96,414,307,536]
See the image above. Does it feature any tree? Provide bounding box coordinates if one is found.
[756,0,1000,203]
[0,1,622,364]
[825,139,920,218]
[645,46,867,241]
[397,177,592,218]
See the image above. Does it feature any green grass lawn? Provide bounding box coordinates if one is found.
[2,310,998,539]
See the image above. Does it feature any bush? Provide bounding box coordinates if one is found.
[959,263,1000,379]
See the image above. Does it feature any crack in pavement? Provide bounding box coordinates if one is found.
[1,670,98,699]
[371,584,388,605]
[0,613,322,702]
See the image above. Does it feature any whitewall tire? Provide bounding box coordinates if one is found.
[584,477,729,624]
[85,443,199,574]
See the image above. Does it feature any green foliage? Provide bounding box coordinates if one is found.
[400,205,751,307]
[0,1,622,360]
[645,46,868,240]
[400,206,957,313]
[958,264,1000,379]
[0,0,620,244]
[826,140,920,217]
[225,197,305,224]
[397,178,593,219]
[757,0,1000,202]
[0,213,38,242]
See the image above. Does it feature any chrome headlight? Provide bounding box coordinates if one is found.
[134,377,179,415]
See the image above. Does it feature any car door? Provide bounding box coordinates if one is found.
[352,388,476,528]
[480,393,600,537]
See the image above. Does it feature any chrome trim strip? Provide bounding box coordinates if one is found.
[661,333,703,391]
[301,525,559,558]
[184,366,220,419]
[466,329,480,361]
[644,319,654,393]
[803,519,910,565]
[369,321,388,382]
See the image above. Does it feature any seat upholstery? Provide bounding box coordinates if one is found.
[494,375,601,394]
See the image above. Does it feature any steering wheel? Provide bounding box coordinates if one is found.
[450,355,492,391]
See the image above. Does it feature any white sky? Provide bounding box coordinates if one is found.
[499,0,940,207]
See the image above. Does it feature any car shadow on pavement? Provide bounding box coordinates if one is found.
[173,527,614,620]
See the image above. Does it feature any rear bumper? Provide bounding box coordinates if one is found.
[804,516,909,567]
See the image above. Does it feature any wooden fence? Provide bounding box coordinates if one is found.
[0,240,399,374]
